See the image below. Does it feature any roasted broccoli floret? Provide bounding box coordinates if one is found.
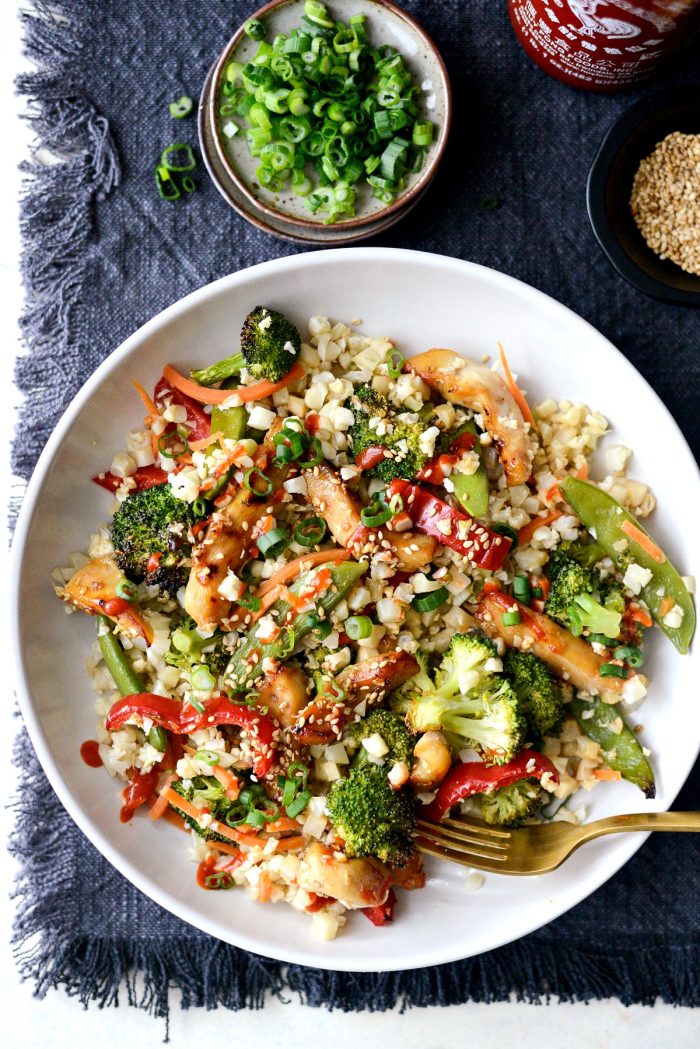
[347,384,430,482]
[504,649,564,740]
[111,483,195,593]
[326,763,417,867]
[480,778,544,827]
[345,708,414,767]
[166,616,230,675]
[190,306,301,386]
[392,633,526,765]
[545,544,622,640]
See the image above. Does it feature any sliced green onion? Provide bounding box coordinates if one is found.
[531,586,544,599]
[274,442,293,463]
[412,587,449,613]
[345,615,373,640]
[501,610,522,627]
[155,165,180,201]
[222,119,240,139]
[298,436,323,468]
[599,663,629,679]
[388,492,403,516]
[188,695,206,714]
[161,143,197,172]
[256,527,291,558]
[313,619,332,641]
[244,467,273,497]
[385,347,405,378]
[613,645,643,668]
[191,665,216,691]
[204,872,234,890]
[245,809,266,829]
[282,778,298,807]
[194,749,219,766]
[169,96,193,119]
[360,499,392,527]
[294,516,327,547]
[479,193,500,212]
[513,575,531,604]
[192,497,208,517]
[567,604,584,637]
[589,633,616,647]
[245,17,267,40]
[286,788,312,819]
[147,726,168,752]
[181,176,196,193]
[412,119,433,146]
[287,761,309,789]
[115,578,138,601]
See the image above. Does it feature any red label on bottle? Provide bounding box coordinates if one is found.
[509,0,700,90]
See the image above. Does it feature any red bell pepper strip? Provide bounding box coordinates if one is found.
[105,694,278,778]
[120,767,160,823]
[154,376,211,443]
[423,749,559,822]
[93,464,168,494]
[362,888,396,926]
[355,446,387,472]
[386,479,512,572]
[416,432,476,484]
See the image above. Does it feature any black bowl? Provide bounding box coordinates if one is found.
[587,88,700,308]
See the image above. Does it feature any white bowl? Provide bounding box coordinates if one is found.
[11,248,700,972]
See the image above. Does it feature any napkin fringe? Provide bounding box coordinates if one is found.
[12,0,120,501]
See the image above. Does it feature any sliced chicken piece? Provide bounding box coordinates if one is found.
[407,349,533,485]
[298,842,391,909]
[475,590,626,696]
[61,555,153,644]
[293,650,419,746]
[254,664,308,729]
[184,420,286,631]
[305,462,436,572]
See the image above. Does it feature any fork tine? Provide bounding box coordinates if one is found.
[414,837,510,874]
[415,818,509,852]
[442,815,511,839]
[415,828,510,861]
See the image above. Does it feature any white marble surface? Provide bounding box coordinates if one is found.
[1,2,697,1045]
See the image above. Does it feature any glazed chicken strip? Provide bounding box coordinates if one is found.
[305,462,436,571]
[293,649,419,746]
[254,664,308,729]
[475,590,626,697]
[407,349,533,486]
[184,420,285,632]
[298,842,391,909]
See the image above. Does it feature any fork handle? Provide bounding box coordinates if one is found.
[579,810,700,844]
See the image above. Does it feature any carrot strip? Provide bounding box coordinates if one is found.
[625,604,653,629]
[497,343,536,428]
[163,362,305,406]
[257,549,350,599]
[593,768,622,782]
[620,520,666,564]
[149,775,177,820]
[132,379,159,420]
[211,840,242,859]
[212,765,240,801]
[189,431,224,451]
[265,816,303,834]
[271,835,306,852]
[518,509,563,547]
[658,596,675,618]
[160,787,306,851]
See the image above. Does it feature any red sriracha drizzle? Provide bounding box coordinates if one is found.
[423,750,559,822]
[386,479,512,572]
[120,767,160,822]
[105,694,277,779]
[362,888,397,926]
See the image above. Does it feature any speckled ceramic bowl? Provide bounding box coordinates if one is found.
[199,0,451,244]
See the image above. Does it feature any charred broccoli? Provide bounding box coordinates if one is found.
[169,775,271,843]
[111,483,195,593]
[166,616,230,676]
[326,763,417,867]
[545,543,623,641]
[480,778,544,827]
[504,649,564,740]
[348,384,430,482]
[392,633,526,765]
[190,306,301,386]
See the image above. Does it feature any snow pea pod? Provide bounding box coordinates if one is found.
[560,478,695,655]
[452,420,489,518]
[570,693,655,798]
[211,404,247,441]
[224,559,368,690]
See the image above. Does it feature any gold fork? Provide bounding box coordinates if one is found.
[415,811,700,875]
